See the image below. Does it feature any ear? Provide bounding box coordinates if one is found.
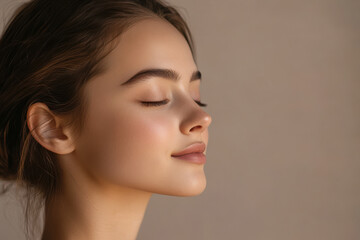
[26,102,75,155]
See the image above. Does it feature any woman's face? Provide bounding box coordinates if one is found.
[73,17,212,196]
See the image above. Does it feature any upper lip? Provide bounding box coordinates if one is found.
[171,142,206,157]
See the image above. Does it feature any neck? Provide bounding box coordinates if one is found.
[41,176,152,240]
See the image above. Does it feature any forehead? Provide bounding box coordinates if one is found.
[101,17,196,79]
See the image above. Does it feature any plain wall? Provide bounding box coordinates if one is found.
[1,0,359,239]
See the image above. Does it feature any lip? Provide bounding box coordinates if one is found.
[171,142,206,164]
[171,152,206,164]
[171,142,206,156]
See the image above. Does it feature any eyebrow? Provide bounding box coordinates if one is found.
[120,68,202,86]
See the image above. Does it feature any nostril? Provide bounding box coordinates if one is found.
[190,125,202,132]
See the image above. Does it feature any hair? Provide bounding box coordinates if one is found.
[0,0,195,238]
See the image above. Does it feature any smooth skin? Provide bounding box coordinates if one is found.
[27,17,212,240]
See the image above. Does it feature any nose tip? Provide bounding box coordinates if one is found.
[180,95,212,135]
[202,112,212,129]
[205,114,212,126]
[189,112,211,133]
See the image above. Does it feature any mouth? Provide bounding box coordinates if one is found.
[171,142,207,164]
[171,152,206,164]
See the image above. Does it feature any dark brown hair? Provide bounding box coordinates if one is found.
[0,0,195,238]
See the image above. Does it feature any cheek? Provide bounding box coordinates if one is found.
[125,113,170,150]
[111,112,172,161]
[81,106,175,186]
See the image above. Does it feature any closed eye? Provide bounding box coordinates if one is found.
[141,100,169,107]
[141,99,207,107]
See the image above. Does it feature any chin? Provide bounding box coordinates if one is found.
[182,182,207,196]
[157,175,207,197]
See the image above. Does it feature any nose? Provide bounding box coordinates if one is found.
[179,100,212,135]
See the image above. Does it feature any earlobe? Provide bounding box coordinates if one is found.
[27,102,75,155]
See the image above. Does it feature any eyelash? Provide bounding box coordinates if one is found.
[141,99,207,107]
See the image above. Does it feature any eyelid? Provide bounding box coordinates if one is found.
[195,100,207,107]
[141,99,207,107]
[141,99,169,107]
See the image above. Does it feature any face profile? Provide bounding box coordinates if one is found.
[61,17,212,197]
[0,1,212,239]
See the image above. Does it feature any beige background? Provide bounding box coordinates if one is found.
[1,0,360,239]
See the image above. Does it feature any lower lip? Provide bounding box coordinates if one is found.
[171,153,206,164]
